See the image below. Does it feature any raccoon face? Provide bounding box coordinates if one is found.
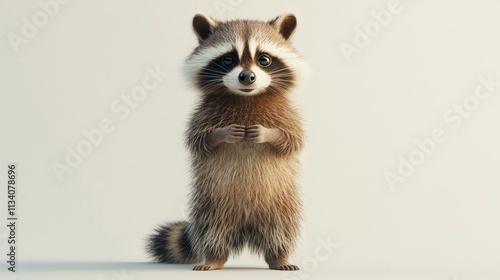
[184,14,305,96]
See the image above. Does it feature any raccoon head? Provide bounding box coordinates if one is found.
[184,14,305,96]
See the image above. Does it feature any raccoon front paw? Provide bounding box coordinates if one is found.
[213,124,245,144]
[245,125,270,143]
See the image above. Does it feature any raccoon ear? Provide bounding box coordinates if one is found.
[269,14,297,40]
[192,14,218,43]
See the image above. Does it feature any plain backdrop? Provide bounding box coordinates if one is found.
[1,0,500,279]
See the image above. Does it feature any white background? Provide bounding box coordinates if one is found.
[1,0,500,279]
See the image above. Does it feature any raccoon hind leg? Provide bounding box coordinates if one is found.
[246,215,301,271]
[189,220,245,271]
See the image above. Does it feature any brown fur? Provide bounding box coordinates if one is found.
[147,14,305,271]
[184,91,304,269]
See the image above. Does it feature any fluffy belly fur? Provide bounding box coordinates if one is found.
[192,142,301,223]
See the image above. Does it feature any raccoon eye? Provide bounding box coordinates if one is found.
[258,55,272,67]
[222,56,235,66]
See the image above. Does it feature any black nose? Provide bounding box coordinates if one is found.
[238,70,256,85]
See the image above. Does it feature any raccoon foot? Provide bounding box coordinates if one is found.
[269,264,300,271]
[193,260,226,271]
[267,257,300,271]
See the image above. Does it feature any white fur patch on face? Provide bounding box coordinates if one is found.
[250,65,271,93]
[258,41,310,84]
[184,42,233,81]
[248,38,257,58]
[258,42,300,65]
[222,65,271,96]
[235,38,245,60]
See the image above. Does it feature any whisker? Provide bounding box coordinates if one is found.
[209,62,231,73]
[201,68,227,74]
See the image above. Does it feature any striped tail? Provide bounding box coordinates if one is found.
[146,221,199,264]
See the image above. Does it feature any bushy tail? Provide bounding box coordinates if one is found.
[146,221,199,264]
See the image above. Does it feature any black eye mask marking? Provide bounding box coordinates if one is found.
[196,50,239,93]
[255,51,292,82]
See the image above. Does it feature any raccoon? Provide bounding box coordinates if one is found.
[147,13,306,271]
